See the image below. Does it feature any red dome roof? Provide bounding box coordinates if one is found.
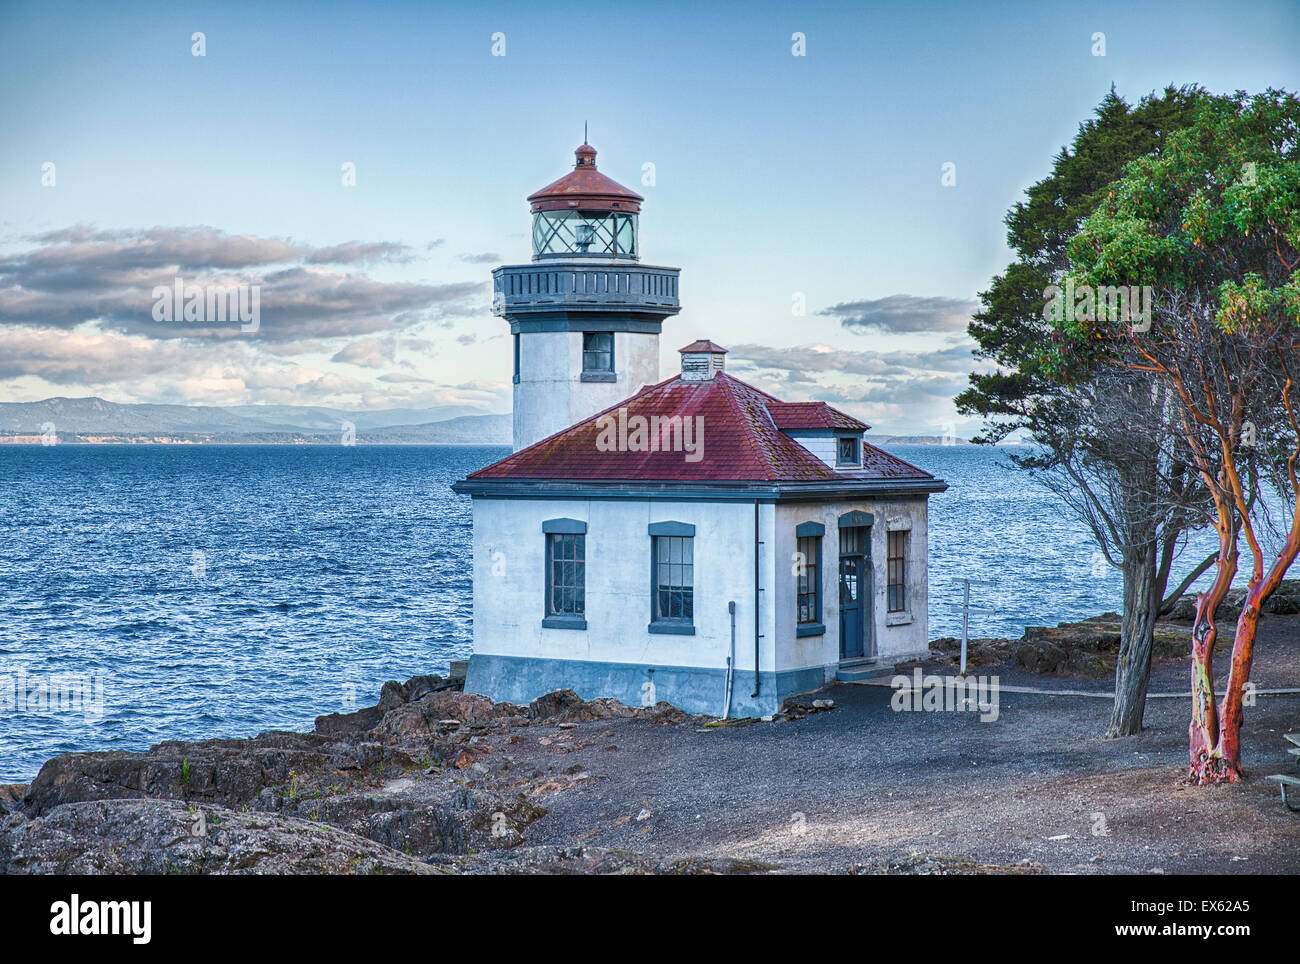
[527,143,644,214]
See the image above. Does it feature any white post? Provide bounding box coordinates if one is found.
[960,578,970,676]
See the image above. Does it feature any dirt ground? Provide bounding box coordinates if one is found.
[455,611,1300,873]
[7,610,1295,875]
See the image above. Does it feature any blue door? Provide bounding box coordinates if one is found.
[839,526,869,659]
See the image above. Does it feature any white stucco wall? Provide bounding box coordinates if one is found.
[471,497,776,675]
[513,330,661,450]
[470,494,930,681]
[772,498,931,670]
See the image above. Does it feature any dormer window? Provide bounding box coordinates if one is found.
[836,435,860,467]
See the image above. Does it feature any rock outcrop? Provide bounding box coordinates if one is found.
[0,800,440,875]
[1164,579,1300,622]
[928,613,1188,678]
[0,679,704,875]
[923,581,1300,679]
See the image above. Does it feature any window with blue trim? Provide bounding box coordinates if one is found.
[582,331,613,373]
[797,534,821,624]
[795,521,825,636]
[887,530,907,612]
[542,518,587,629]
[648,522,694,633]
[653,535,693,621]
[547,533,585,618]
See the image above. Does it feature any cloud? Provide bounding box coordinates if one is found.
[729,342,977,379]
[0,226,484,342]
[0,323,512,412]
[306,241,413,264]
[17,225,306,273]
[725,340,989,435]
[331,336,396,368]
[819,294,977,334]
[0,325,235,385]
[817,374,971,407]
[457,252,500,264]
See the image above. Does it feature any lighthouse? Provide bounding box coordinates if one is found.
[493,142,682,451]
[455,137,946,719]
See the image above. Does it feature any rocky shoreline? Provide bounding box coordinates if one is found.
[5,583,1297,875]
[0,678,774,874]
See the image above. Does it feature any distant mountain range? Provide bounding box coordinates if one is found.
[221,403,486,431]
[361,415,512,444]
[0,397,511,445]
[0,397,995,447]
[865,434,976,446]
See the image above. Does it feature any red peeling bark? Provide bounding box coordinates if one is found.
[1186,526,1236,783]
[1199,527,1300,783]
[1186,426,1300,785]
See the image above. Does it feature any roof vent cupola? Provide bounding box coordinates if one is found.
[679,340,727,382]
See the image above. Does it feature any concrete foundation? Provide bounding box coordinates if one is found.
[466,652,830,718]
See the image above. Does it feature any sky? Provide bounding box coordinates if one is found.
[1,0,1297,434]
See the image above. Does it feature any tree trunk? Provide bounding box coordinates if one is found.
[1187,530,1238,784]
[1211,523,1300,781]
[1214,592,1262,780]
[1107,538,1161,737]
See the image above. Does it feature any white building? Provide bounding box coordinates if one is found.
[453,143,946,718]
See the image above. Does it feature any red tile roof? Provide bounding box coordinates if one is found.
[468,372,933,484]
[766,401,868,432]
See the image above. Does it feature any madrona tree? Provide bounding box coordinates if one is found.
[1062,89,1300,783]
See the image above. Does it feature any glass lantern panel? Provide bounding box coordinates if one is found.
[615,216,636,257]
[532,211,638,259]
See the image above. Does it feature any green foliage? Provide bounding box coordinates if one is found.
[1064,88,1300,345]
[957,85,1209,438]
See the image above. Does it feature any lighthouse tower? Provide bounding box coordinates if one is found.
[493,142,682,451]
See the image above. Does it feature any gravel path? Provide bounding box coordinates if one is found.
[485,614,1300,873]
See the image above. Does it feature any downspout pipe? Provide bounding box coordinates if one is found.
[752,500,761,699]
[723,601,736,719]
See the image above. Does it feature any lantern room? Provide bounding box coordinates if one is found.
[527,142,643,260]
